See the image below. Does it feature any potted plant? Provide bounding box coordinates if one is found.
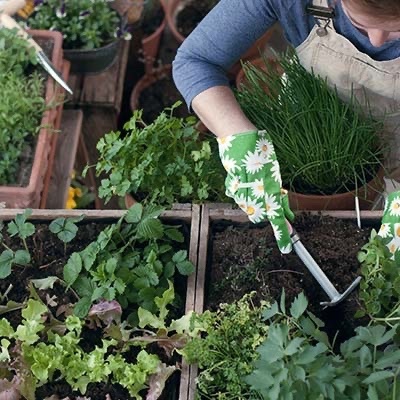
[0,26,62,208]
[130,64,190,124]
[0,204,199,399]
[235,53,386,210]
[90,102,228,208]
[180,204,400,399]
[27,0,132,74]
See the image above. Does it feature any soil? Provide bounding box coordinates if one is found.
[138,73,189,124]
[0,219,188,400]
[142,3,165,37]
[205,213,375,345]
[176,0,218,38]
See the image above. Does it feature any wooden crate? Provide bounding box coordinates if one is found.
[0,204,201,400]
[189,204,383,400]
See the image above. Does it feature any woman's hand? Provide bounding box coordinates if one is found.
[217,130,294,253]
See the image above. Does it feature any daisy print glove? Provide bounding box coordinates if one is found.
[217,130,294,253]
[378,191,400,257]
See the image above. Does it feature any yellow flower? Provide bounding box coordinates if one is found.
[74,187,83,197]
[66,187,77,209]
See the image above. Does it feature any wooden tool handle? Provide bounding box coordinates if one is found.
[0,0,26,16]
[0,12,41,52]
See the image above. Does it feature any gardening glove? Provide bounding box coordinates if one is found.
[377,190,400,258]
[217,130,294,254]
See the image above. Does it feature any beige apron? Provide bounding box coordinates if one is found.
[295,0,400,182]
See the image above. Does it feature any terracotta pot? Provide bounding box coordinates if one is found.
[130,63,172,111]
[288,167,385,211]
[0,30,64,209]
[141,1,167,74]
[63,39,120,74]
[165,0,273,77]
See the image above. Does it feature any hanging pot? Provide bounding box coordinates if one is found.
[63,39,120,74]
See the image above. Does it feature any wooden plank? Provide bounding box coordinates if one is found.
[46,110,83,209]
[0,208,192,221]
[178,204,200,400]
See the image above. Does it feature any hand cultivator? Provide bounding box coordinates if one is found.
[288,221,361,307]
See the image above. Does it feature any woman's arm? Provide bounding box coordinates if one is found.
[172,0,277,137]
[191,85,256,137]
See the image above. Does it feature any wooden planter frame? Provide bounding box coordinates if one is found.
[189,203,383,400]
[0,30,65,209]
[0,204,201,400]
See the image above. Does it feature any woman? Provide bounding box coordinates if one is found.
[172,0,400,253]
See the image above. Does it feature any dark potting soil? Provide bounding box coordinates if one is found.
[1,220,187,400]
[139,75,189,124]
[176,0,218,38]
[206,213,375,345]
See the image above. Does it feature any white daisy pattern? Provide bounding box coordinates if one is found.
[217,135,234,154]
[270,160,282,185]
[389,196,400,217]
[252,179,265,199]
[245,200,266,223]
[271,222,282,242]
[227,176,240,195]
[256,137,274,161]
[220,156,239,173]
[242,150,266,174]
[265,193,281,218]
[378,223,391,238]
[234,193,248,212]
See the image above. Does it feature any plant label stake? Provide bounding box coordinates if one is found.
[288,222,361,307]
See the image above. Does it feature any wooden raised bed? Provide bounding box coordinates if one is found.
[0,204,201,400]
[190,204,383,399]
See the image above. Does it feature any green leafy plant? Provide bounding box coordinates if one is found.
[91,102,227,207]
[180,292,268,399]
[245,292,400,400]
[0,209,33,279]
[27,0,130,49]
[235,52,385,195]
[357,230,400,327]
[0,295,192,400]
[63,203,195,321]
[0,28,47,185]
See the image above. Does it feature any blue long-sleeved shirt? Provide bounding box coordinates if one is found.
[172,0,400,109]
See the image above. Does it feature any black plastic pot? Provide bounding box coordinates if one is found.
[63,39,120,74]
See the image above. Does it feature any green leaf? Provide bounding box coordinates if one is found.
[73,297,92,318]
[0,249,13,279]
[172,250,187,264]
[125,203,143,223]
[176,260,194,275]
[290,292,308,319]
[137,218,163,239]
[31,276,60,290]
[263,301,279,320]
[362,371,394,384]
[164,228,184,242]
[14,249,31,266]
[64,252,83,286]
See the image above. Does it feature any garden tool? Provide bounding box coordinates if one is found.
[0,13,73,94]
[287,220,361,307]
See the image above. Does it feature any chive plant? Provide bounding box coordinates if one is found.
[235,53,385,195]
